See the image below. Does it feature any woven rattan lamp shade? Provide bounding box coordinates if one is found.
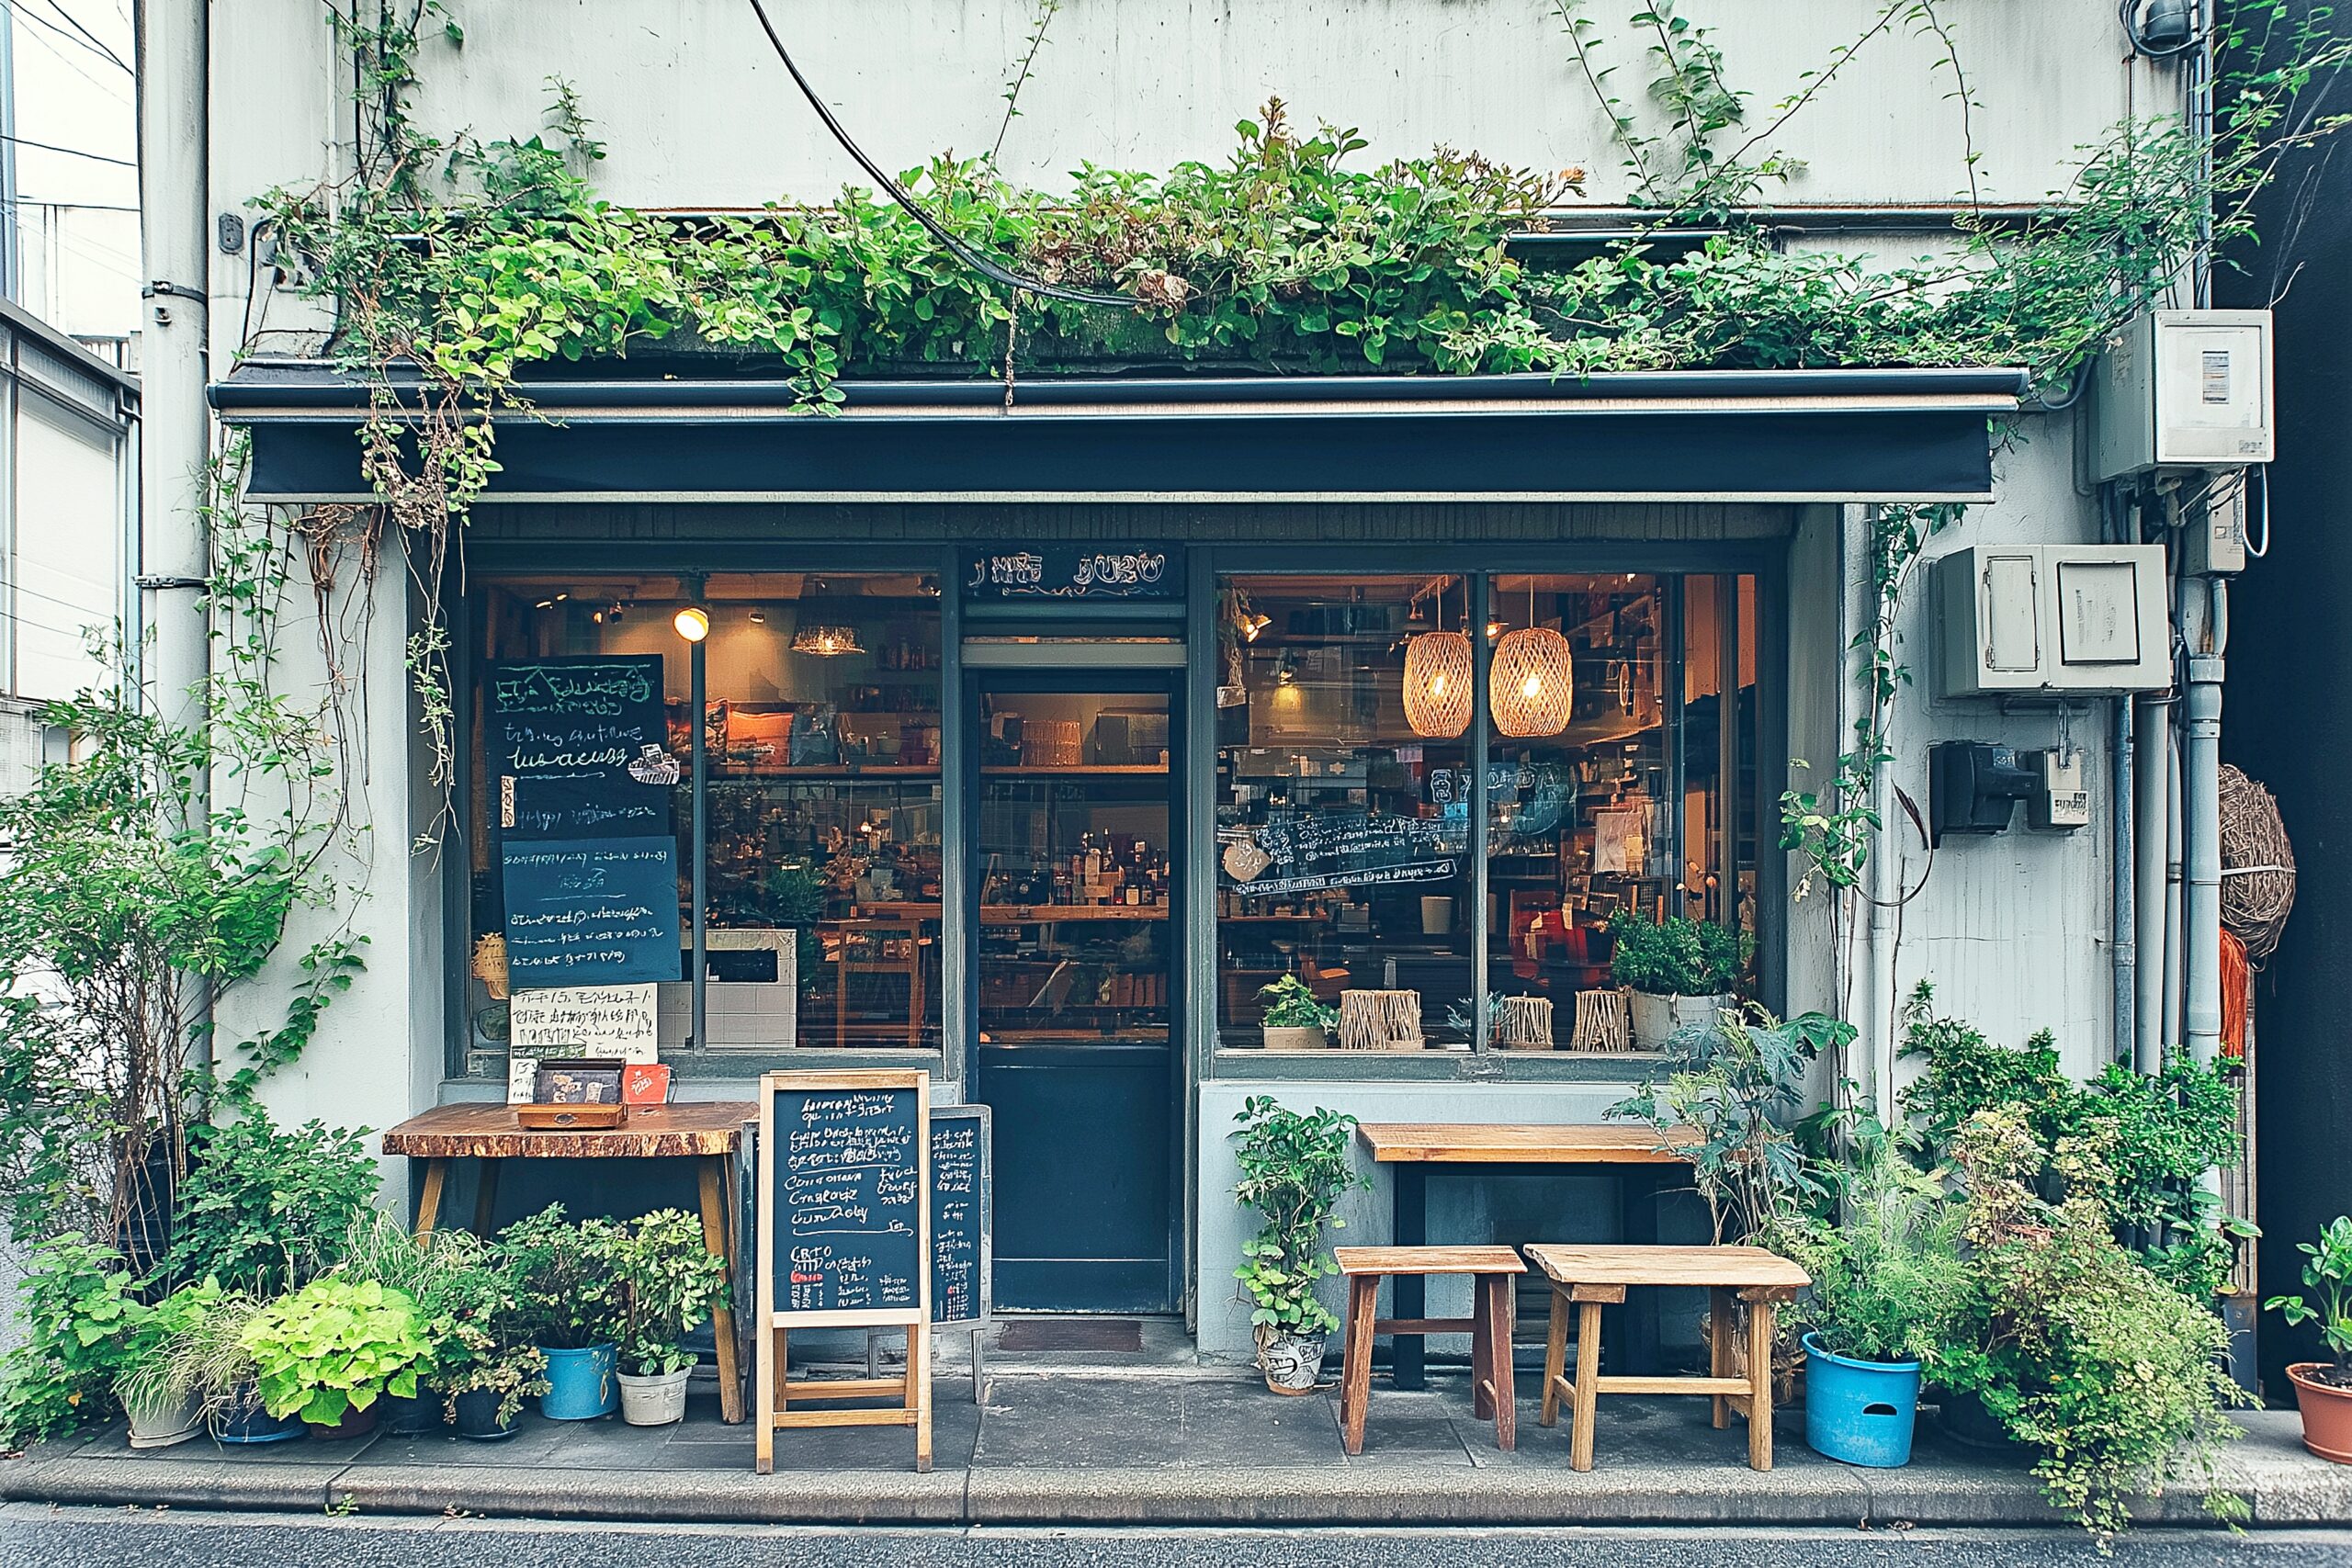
[1490,626,1574,737]
[1402,629,1474,739]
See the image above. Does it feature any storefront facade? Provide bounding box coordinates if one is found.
[219,363,2025,1357]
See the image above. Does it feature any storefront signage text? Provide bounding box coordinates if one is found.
[963,547,1182,600]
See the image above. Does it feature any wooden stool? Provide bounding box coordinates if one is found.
[1524,1243,1808,1472]
[1333,1245,1525,1456]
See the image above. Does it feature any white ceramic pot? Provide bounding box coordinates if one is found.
[1628,990,1733,1051]
[1257,1332,1329,1395]
[1261,1026,1329,1051]
[617,1368,691,1427]
[123,1388,202,1450]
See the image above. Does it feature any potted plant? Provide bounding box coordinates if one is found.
[1255,975,1337,1051]
[2267,1215,2352,1462]
[612,1209,731,1426]
[416,1249,548,1441]
[1608,911,1746,1050]
[153,1284,305,1445]
[238,1276,431,1440]
[1230,1097,1365,1393]
[0,1235,144,1447]
[499,1205,627,1420]
[1777,1150,1967,1468]
[114,1279,226,1450]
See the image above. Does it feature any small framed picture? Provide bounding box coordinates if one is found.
[534,1058,624,1106]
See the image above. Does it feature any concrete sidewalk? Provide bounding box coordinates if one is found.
[6,1364,2349,1532]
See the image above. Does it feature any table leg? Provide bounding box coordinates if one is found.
[1539,1286,1568,1428]
[699,1155,747,1425]
[1746,1296,1775,1472]
[1469,1275,1494,1421]
[472,1157,503,1237]
[1391,1162,1428,1391]
[1709,1285,1733,1430]
[413,1158,447,1239]
[1340,1273,1375,1456]
[1485,1273,1516,1451]
[1616,1165,1662,1375]
[1570,1299,1602,1472]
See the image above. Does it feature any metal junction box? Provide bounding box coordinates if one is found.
[1933,545,2172,697]
[2089,309,2274,481]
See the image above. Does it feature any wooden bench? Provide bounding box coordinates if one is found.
[1524,1243,1810,1472]
[1334,1245,1525,1456]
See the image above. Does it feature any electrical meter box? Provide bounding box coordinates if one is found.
[1933,545,2171,697]
[2089,309,2274,481]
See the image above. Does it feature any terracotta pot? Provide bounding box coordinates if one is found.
[2288,1363,2352,1463]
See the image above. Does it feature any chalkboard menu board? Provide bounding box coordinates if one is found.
[500,838,682,987]
[487,655,674,841]
[929,1106,991,1327]
[964,547,1182,601]
[762,1071,931,1325]
[1226,809,1463,900]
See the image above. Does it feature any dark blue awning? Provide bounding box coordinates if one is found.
[213,362,2026,504]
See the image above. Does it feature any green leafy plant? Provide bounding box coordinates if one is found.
[240,1276,431,1427]
[0,1235,144,1443]
[1607,911,1746,996]
[1255,975,1338,1032]
[1939,1110,2246,1540]
[1611,1006,1850,1243]
[112,1278,227,1422]
[763,863,826,997]
[496,1204,628,1350]
[1230,1098,1364,1341]
[611,1209,731,1378]
[164,1110,379,1294]
[2267,1215,2352,1385]
[1777,1146,1968,1366]
[390,1232,550,1427]
[153,1281,271,1426]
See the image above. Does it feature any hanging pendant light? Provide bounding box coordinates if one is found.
[1402,581,1473,739]
[1490,578,1574,738]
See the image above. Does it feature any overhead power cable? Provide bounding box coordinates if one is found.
[3,0,129,73]
[741,0,1135,310]
[28,0,131,73]
[0,130,135,167]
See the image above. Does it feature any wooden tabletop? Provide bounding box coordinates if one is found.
[1354,1122,1701,1165]
[1335,1245,1527,1277]
[380,1100,756,1159]
[1522,1244,1810,1291]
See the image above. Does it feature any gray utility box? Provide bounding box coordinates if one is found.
[2089,309,2274,481]
[1933,545,2172,697]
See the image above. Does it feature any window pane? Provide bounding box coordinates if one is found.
[1486,574,1669,1052]
[1681,574,1758,933]
[1215,576,1473,1052]
[470,571,944,1055]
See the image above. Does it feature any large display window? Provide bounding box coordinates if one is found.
[1213,570,1757,1055]
[464,571,944,1057]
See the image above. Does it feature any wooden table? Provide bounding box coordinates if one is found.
[1354,1122,1699,1390]
[380,1101,755,1425]
[1526,1243,1808,1471]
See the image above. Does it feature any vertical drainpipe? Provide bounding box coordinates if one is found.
[135,0,212,1066]
[2181,577,2226,1068]
[2104,489,2137,1066]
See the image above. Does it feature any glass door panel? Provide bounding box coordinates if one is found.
[972,682,1179,1312]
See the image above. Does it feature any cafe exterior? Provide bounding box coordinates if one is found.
[215,359,2030,1361]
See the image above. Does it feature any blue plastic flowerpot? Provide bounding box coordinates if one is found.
[538,1343,617,1420]
[1803,1331,1920,1468]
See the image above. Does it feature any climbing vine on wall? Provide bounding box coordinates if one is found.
[249,0,2349,849]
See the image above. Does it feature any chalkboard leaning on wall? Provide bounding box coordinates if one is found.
[755,1068,933,1473]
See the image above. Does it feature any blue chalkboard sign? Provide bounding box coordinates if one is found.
[929,1106,991,1327]
[487,655,675,841]
[499,836,682,987]
[762,1074,930,1320]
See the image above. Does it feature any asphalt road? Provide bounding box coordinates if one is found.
[4,1510,2350,1568]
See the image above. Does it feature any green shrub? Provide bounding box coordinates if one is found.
[497,1204,628,1349]
[1778,1148,1967,1367]
[1230,1099,1363,1340]
[164,1110,378,1293]
[1607,912,1745,996]
[0,1235,143,1443]
[240,1276,430,1427]
[613,1209,730,1378]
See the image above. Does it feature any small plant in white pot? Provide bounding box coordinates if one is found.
[1231,1097,1364,1393]
[614,1209,731,1427]
[1256,975,1338,1050]
[1609,911,1747,1050]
